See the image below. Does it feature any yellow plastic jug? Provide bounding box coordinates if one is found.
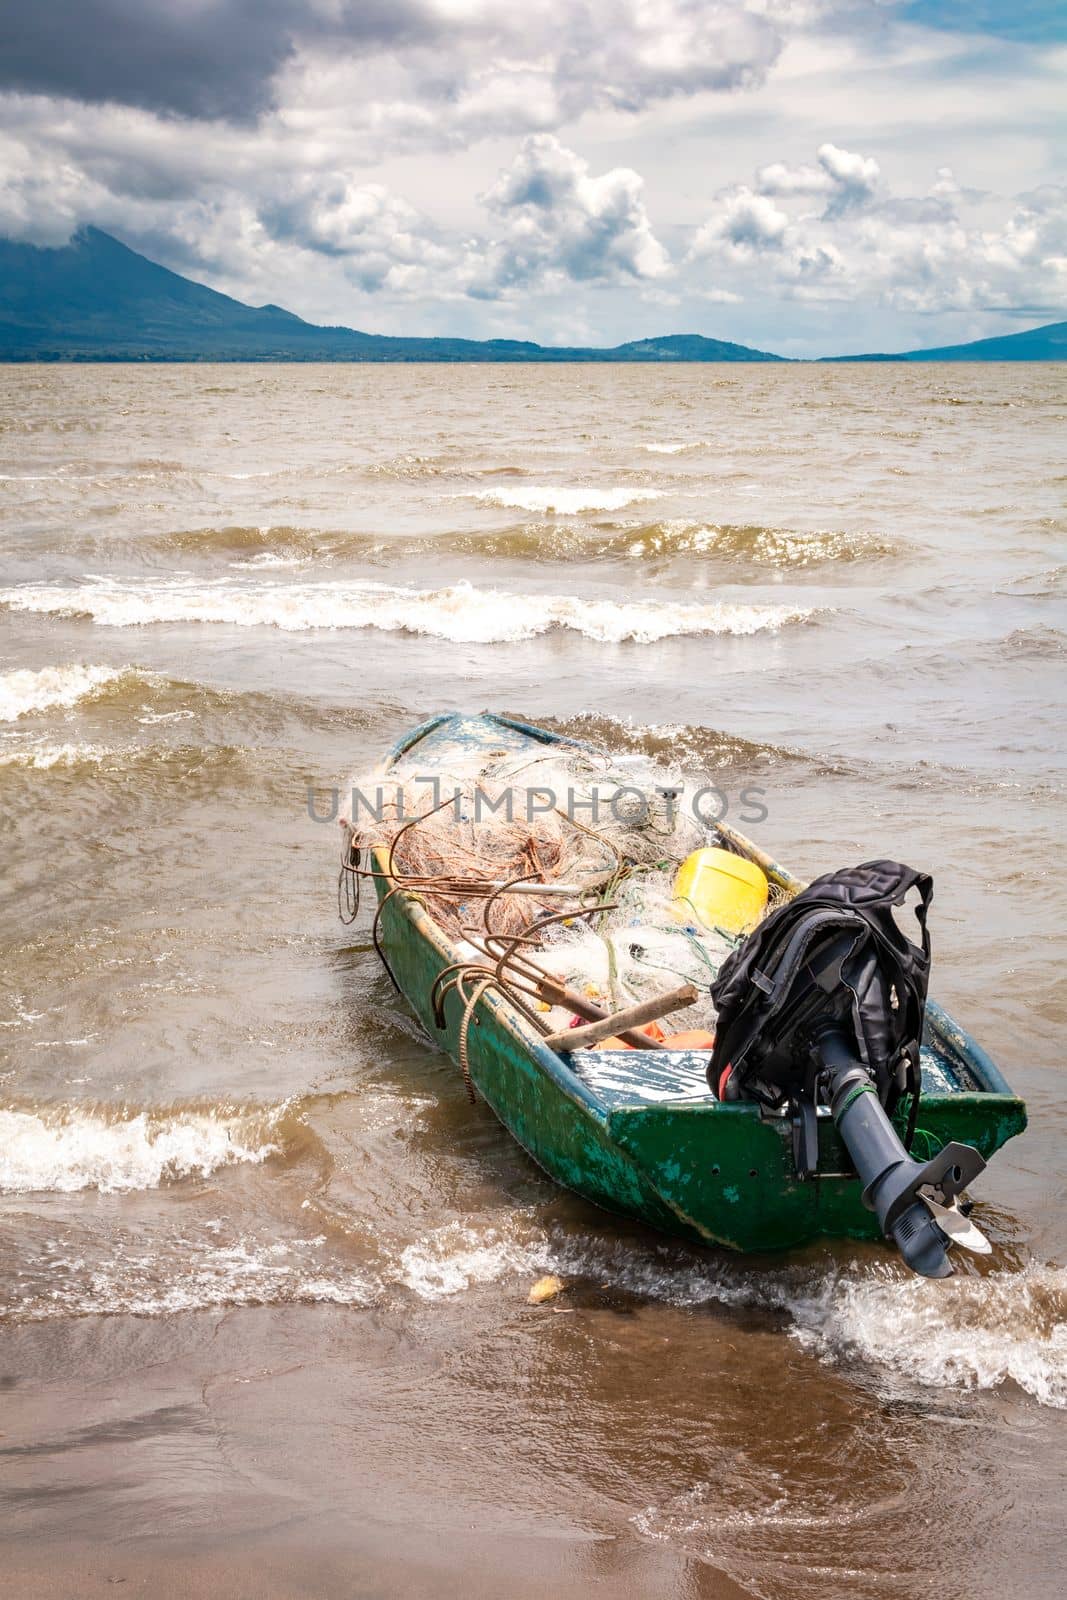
[672,847,768,935]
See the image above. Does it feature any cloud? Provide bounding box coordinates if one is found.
[550,1,782,114]
[756,159,832,198]
[269,2,786,164]
[691,143,1067,316]
[0,3,458,124]
[467,135,670,296]
[757,142,880,214]
[0,2,309,122]
[0,3,783,131]
[691,187,790,260]
[0,106,672,310]
[0,1,794,294]
[263,178,450,292]
[853,182,1067,314]
[689,175,846,292]
[0,3,1062,350]
[0,132,107,246]
[816,142,881,215]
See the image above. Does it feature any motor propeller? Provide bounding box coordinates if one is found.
[814,1021,990,1277]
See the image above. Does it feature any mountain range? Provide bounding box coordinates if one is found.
[1,227,1063,363]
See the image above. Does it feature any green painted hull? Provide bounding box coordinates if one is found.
[369,713,1027,1254]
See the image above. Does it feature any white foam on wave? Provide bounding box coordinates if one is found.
[397,1218,1067,1407]
[228,551,310,571]
[6,1235,377,1321]
[786,1260,1067,1408]
[0,577,815,645]
[0,739,115,769]
[643,441,706,455]
[0,1103,285,1194]
[0,663,131,721]
[399,1221,551,1299]
[71,1243,377,1318]
[471,485,661,514]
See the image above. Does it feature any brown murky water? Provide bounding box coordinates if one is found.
[1,363,1064,1597]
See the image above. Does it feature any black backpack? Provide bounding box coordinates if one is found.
[708,860,932,1126]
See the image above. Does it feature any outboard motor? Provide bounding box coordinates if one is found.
[709,861,990,1278]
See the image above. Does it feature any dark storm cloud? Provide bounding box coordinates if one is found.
[0,2,429,122]
[0,3,786,127]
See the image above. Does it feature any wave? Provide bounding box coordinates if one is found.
[6,1232,376,1321]
[487,709,1056,801]
[0,663,131,722]
[0,739,119,770]
[0,737,246,776]
[8,1193,1062,1378]
[396,1217,1067,1407]
[365,452,528,482]
[0,667,400,764]
[498,519,893,568]
[158,518,891,572]
[364,451,456,480]
[0,1100,291,1194]
[399,1221,550,1300]
[0,577,818,645]
[228,552,310,571]
[874,627,1067,685]
[787,1258,1067,1408]
[998,564,1067,599]
[165,524,333,558]
[994,625,1066,660]
[527,710,813,772]
[163,523,393,570]
[165,524,394,571]
[619,520,894,567]
[0,459,186,487]
[470,485,662,514]
[209,452,523,485]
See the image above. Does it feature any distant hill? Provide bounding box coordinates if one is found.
[0,228,780,362]
[0,227,1062,362]
[826,320,1067,362]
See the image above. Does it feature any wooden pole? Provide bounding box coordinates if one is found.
[542,984,699,1052]
[530,975,662,1049]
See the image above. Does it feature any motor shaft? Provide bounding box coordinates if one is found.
[815,1026,985,1278]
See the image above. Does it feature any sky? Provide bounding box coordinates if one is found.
[0,1,1064,355]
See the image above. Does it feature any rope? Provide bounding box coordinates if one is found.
[457,975,493,1102]
[337,767,753,1096]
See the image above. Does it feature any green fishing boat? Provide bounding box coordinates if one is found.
[343,711,1026,1275]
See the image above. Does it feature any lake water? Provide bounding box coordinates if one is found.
[0,362,1064,1598]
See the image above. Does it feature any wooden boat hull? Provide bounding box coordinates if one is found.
[369,712,1027,1254]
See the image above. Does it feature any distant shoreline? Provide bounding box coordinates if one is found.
[2,353,1064,365]
[2,228,1064,366]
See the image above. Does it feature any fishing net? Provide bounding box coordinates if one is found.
[344,738,792,1040]
[353,743,701,934]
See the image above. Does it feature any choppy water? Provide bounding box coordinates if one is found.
[0,363,1064,1598]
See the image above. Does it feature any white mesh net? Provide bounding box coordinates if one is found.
[347,738,789,1041]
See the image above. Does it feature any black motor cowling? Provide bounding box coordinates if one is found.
[708,861,987,1278]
